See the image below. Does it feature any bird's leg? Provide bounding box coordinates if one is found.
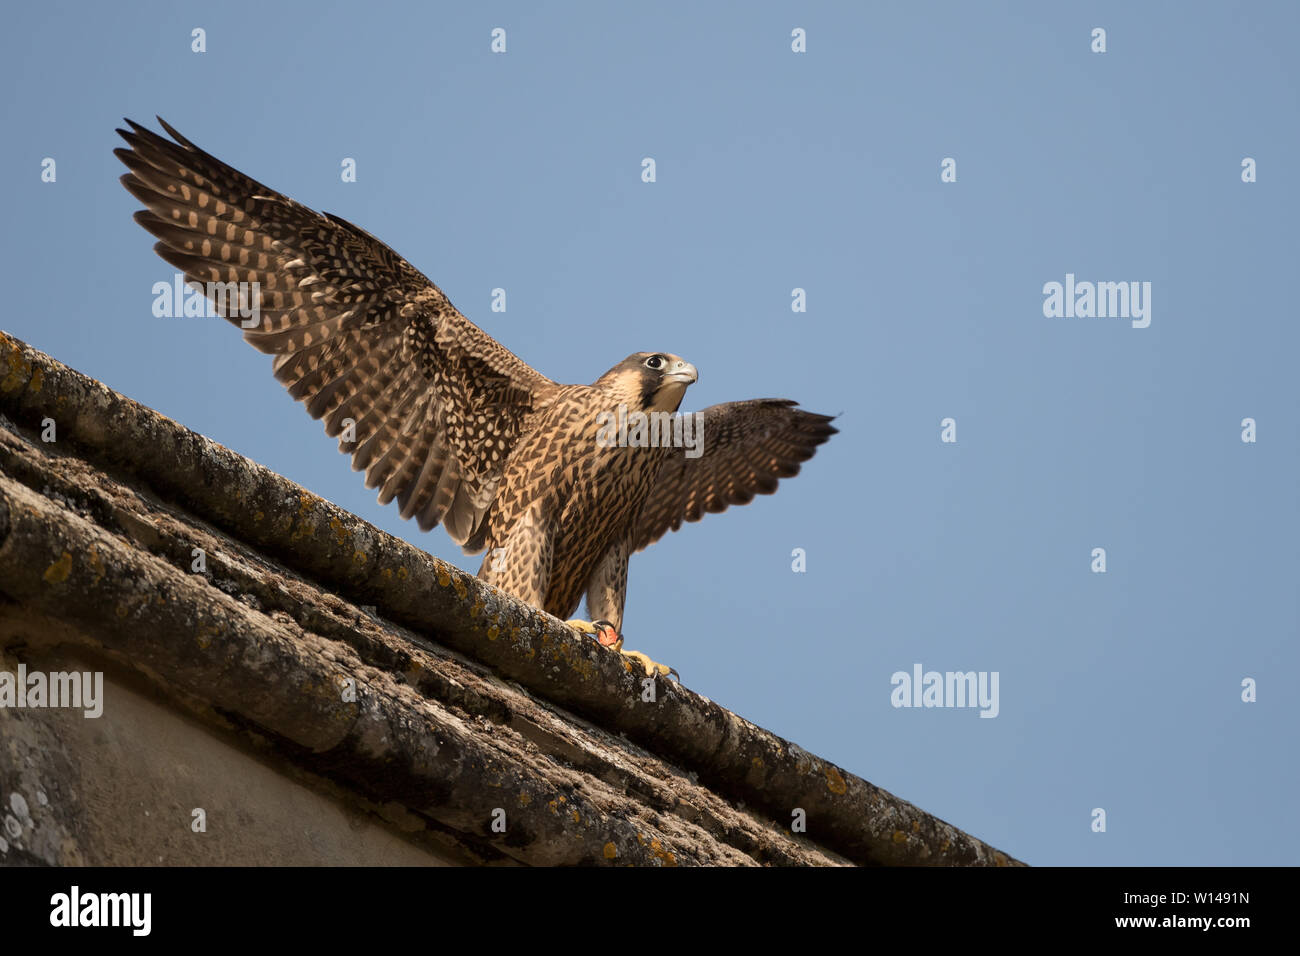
[565,620,678,680]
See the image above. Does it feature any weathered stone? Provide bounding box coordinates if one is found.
[0,331,1022,866]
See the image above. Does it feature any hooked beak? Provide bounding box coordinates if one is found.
[663,360,698,386]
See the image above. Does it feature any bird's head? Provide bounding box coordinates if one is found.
[595,352,698,413]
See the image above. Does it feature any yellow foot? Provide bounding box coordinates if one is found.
[565,618,622,648]
[621,650,679,681]
[565,620,678,680]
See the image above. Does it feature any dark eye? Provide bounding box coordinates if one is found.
[645,355,665,370]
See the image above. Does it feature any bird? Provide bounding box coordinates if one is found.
[114,117,838,678]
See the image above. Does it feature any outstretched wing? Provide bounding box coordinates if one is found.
[633,399,837,552]
[115,118,558,547]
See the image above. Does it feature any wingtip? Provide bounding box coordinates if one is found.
[156,115,197,149]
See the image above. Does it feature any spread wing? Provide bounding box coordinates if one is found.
[115,118,558,547]
[633,399,837,552]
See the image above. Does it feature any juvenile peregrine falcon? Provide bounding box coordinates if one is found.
[115,118,837,677]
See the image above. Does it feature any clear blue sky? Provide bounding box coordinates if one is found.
[2,1,1295,866]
